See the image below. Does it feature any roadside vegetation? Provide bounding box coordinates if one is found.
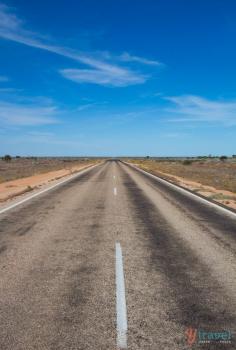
[0,157,101,183]
[127,157,236,194]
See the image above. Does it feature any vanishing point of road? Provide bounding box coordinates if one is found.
[0,160,235,349]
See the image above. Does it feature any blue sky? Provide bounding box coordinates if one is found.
[0,0,236,156]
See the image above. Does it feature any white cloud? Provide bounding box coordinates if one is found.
[119,52,162,66]
[0,75,9,82]
[28,131,54,136]
[0,101,59,126]
[75,103,96,111]
[0,87,21,93]
[0,4,158,87]
[24,131,55,142]
[165,95,236,125]
[60,68,146,87]
[160,132,187,138]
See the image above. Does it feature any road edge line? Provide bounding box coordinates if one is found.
[0,163,101,215]
[123,161,236,219]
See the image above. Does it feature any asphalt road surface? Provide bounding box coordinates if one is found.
[0,160,235,350]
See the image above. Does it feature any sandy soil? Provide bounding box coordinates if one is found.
[133,164,236,211]
[0,163,96,202]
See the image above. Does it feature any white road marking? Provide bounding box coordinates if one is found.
[0,164,99,215]
[125,162,236,219]
[113,175,116,179]
[116,242,128,349]
[114,187,117,196]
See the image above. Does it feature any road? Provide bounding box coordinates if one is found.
[0,160,235,350]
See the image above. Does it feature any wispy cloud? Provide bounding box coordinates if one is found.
[0,87,21,93]
[28,131,54,137]
[0,75,9,82]
[75,103,97,111]
[119,52,162,66]
[164,95,236,126]
[60,68,146,87]
[0,101,59,126]
[0,3,159,87]
[160,132,187,138]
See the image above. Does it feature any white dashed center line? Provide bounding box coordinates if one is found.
[115,242,128,349]
[114,187,117,196]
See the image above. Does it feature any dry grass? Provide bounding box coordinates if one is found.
[128,159,236,194]
[0,157,100,184]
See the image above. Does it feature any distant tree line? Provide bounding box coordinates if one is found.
[2,154,12,162]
